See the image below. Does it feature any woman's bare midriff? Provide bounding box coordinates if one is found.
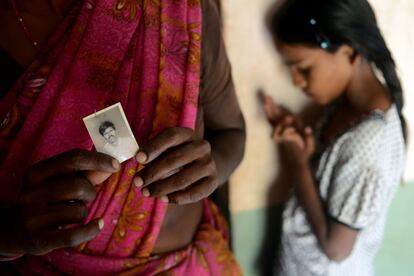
[152,201,203,254]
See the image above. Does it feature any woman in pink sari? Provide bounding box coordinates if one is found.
[0,0,245,275]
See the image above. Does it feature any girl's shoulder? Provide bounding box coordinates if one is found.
[351,104,401,144]
[334,105,402,165]
[349,109,388,144]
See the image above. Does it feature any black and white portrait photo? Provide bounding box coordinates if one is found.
[83,103,139,162]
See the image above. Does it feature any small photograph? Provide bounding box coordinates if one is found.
[83,103,139,163]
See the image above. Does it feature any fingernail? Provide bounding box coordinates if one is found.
[305,127,312,134]
[134,177,143,187]
[160,196,169,203]
[98,219,105,230]
[112,159,121,170]
[136,152,147,163]
[142,188,150,197]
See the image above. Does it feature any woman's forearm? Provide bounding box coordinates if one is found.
[209,128,246,185]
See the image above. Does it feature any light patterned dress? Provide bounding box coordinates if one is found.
[277,104,405,276]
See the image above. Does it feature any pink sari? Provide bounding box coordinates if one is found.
[0,0,241,275]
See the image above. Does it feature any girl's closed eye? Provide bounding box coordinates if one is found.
[297,66,311,77]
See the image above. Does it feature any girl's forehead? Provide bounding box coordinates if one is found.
[278,43,322,64]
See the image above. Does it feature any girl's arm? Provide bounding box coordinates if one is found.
[278,127,358,263]
[292,160,358,262]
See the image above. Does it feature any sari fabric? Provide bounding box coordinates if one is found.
[0,0,241,274]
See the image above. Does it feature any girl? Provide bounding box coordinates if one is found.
[264,0,406,275]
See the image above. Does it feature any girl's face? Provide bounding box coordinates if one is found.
[276,42,356,105]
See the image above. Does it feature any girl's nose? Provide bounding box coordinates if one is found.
[290,68,308,89]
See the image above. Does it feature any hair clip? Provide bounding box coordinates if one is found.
[309,18,331,49]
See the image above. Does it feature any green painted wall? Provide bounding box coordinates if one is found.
[374,183,414,276]
[232,183,414,276]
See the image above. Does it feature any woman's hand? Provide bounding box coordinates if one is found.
[5,149,120,256]
[274,126,316,167]
[133,128,218,205]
